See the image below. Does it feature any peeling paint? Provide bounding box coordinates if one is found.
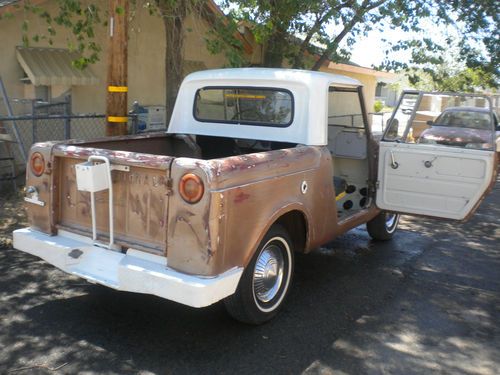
[234,191,251,204]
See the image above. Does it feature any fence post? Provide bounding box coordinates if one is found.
[64,95,71,139]
[31,99,37,144]
[0,76,26,162]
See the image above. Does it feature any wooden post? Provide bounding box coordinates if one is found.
[106,0,128,136]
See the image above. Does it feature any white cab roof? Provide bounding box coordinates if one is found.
[168,68,363,146]
[183,68,362,88]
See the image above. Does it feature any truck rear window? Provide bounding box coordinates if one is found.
[194,87,293,127]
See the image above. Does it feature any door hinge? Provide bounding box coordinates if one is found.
[376,180,380,189]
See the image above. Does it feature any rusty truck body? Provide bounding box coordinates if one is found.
[14,69,499,324]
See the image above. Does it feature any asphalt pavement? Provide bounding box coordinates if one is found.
[1,177,499,374]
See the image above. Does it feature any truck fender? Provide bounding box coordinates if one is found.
[243,203,311,269]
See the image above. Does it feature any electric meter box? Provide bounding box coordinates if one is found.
[137,105,167,131]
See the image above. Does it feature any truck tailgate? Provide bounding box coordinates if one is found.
[53,146,173,255]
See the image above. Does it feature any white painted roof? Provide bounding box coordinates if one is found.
[168,68,363,146]
[183,68,362,88]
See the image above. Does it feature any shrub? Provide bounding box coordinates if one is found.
[374,100,384,113]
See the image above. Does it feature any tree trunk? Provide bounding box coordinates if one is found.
[163,14,185,125]
[158,1,190,126]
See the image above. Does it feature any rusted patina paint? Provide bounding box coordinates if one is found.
[26,133,386,277]
[24,142,61,234]
[53,145,174,170]
[233,190,251,204]
[167,146,346,276]
[57,157,170,254]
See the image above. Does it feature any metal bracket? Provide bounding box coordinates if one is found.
[24,196,45,206]
[91,162,129,172]
[111,164,130,172]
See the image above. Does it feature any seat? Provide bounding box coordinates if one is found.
[0,132,18,190]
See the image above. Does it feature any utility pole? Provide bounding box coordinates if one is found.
[106,0,128,136]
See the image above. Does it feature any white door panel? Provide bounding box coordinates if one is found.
[377,142,496,220]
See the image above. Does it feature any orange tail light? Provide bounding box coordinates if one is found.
[30,152,45,176]
[179,173,204,204]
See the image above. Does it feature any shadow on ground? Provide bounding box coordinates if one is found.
[0,178,498,374]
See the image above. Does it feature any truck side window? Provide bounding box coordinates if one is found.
[327,87,365,128]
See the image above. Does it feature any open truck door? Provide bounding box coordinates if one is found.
[376,91,498,220]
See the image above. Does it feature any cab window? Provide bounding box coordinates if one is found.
[194,87,293,127]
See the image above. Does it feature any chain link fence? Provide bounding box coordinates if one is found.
[0,114,109,162]
[0,97,139,187]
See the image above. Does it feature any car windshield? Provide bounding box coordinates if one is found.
[435,110,492,130]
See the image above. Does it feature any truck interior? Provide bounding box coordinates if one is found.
[327,86,370,220]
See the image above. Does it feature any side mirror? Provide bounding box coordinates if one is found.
[426,120,434,126]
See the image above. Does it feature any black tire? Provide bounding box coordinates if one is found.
[224,224,294,325]
[367,211,400,241]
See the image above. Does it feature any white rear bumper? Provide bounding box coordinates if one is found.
[13,228,243,308]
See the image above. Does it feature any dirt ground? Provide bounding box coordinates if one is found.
[0,189,27,249]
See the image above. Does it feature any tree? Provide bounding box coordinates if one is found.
[213,0,498,80]
[155,0,205,120]
[407,67,498,92]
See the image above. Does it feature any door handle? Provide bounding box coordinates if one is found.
[390,151,399,169]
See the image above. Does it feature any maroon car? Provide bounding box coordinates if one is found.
[418,107,499,150]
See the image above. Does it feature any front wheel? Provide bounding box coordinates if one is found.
[224,224,294,324]
[367,211,400,241]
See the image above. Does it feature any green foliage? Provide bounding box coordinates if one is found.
[374,100,384,113]
[17,0,105,69]
[204,13,248,67]
[408,66,497,92]
[213,0,497,82]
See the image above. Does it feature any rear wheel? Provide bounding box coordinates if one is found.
[224,224,294,324]
[367,211,400,241]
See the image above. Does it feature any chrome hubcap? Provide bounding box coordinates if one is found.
[253,244,285,303]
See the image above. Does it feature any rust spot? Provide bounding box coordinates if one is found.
[234,190,251,204]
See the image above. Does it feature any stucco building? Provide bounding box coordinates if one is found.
[0,0,396,122]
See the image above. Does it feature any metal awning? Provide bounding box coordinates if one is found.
[16,46,99,86]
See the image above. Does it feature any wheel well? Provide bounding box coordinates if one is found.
[275,210,308,253]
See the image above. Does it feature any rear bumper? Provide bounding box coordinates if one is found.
[13,228,243,308]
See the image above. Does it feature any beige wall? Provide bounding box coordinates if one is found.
[0,1,78,114]
[0,1,227,115]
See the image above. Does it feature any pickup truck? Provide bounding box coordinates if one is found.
[13,69,499,324]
